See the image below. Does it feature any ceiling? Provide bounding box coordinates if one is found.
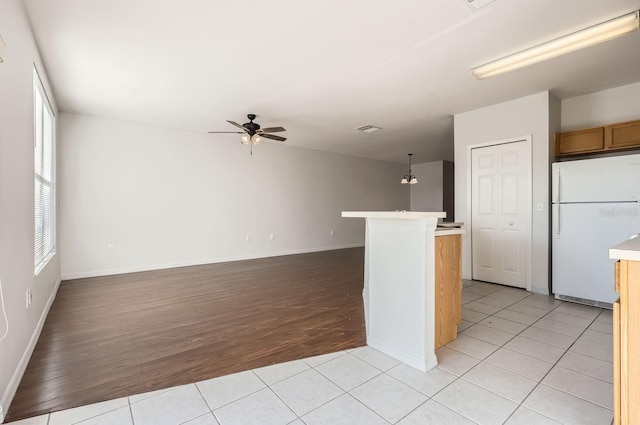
[21,0,640,163]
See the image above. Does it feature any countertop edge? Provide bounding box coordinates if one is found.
[609,236,640,262]
[435,228,466,236]
[342,211,447,219]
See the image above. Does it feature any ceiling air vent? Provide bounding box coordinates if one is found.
[466,0,496,10]
[357,125,382,133]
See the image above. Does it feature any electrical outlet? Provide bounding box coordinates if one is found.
[330,230,335,236]
[245,235,252,242]
[270,234,275,241]
[25,289,32,308]
[107,244,115,252]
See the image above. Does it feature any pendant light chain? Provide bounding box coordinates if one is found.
[401,153,418,184]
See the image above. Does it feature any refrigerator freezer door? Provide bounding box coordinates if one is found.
[552,202,640,304]
[552,154,640,203]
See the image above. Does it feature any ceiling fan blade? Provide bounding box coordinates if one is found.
[208,131,245,134]
[259,126,286,133]
[227,120,248,132]
[261,133,287,142]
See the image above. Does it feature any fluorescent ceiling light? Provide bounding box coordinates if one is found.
[0,35,5,63]
[471,10,640,79]
[466,0,496,11]
[357,125,382,133]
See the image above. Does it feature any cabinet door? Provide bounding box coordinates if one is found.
[605,120,640,150]
[434,234,462,349]
[614,298,621,425]
[627,260,640,424]
[556,127,604,156]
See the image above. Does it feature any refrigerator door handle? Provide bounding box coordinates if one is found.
[553,204,560,238]
[553,169,561,203]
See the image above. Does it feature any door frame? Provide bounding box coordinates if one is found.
[466,135,533,291]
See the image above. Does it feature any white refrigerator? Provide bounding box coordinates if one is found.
[552,154,640,307]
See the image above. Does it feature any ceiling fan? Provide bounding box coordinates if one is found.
[208,114,286,154]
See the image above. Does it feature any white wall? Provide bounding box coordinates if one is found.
[562,82,640,130]
[59,113,408,279]
[409,161,443,212]
[0,0,61,418]
[454,91,557,294]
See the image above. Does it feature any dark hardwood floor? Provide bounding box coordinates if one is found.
[6,248,366,422]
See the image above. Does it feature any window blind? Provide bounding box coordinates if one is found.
[34,68,55,272]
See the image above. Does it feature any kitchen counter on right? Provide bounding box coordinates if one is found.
[609,235,640,262]
[609,234,640,425]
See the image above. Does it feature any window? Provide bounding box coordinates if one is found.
[34,68,56,274]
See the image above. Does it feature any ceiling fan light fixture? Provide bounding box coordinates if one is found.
[471,10,640,79]
[210,114,287,154]
[401,178,409,184]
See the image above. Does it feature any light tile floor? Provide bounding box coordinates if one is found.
[11,280,614,425]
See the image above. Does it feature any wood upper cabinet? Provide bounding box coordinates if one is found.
[556,127,604,156]
[606,120,640,151]
[557,119,640,157]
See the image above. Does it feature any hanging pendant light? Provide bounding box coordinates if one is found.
[401,153,418,185]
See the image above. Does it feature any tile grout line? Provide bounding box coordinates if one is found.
[264,360,350,421]
[251,368,302,422]
[295,349,417,423]
[306,355,381,417]
[413,283,519,424]
[190,352,353,424]
[49,400,131,425]
[175,411,212,425]
[460,280,568,424]
[192,382,216,423]
[499,300,610,423]
[127,396,135,425]
[452,282,612,423]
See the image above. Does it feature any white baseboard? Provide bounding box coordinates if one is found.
[61,244,365,280]
[367,337,438,373]
[0,277,61,423]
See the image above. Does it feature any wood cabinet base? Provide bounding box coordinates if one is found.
[614,259,640,424]
[434,234,462,349]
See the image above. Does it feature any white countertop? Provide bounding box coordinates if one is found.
[342,211,446,219]
[609,235,640,262]
[435,228,466,236]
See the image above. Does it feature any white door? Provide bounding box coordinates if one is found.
[471,141,531,288]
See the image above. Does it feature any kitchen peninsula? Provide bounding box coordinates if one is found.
[342,211,464,372]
